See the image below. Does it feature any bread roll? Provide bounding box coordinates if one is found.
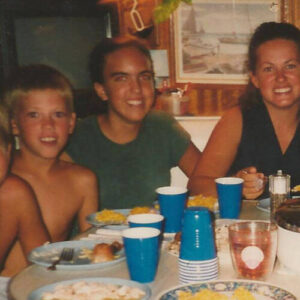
[92,243,115,263]
[91,241,123,263]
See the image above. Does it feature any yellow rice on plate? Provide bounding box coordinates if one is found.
[95,209,127,224]
[95,207,155,224]
[177,287,255,300]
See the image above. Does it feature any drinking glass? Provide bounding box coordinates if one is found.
[215,177,243,219]
[122,227,160,283]
[156,186,187,233]
[127,213,164,230]
[228,221,277,280]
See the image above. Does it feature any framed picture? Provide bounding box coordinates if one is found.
[173,0,282,84]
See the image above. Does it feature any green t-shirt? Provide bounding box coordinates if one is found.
[65,110,190,209]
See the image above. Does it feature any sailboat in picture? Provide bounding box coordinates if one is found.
[218,0,249,45]
[182,6,218,58]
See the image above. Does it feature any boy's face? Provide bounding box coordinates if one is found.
[94,46,155,125]
[12,89,76,160]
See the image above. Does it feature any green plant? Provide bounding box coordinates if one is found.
[154,0,192,24]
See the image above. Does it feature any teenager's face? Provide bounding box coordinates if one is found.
[12,89,75,160]
[94,46,155,125]
[250,39,300,110]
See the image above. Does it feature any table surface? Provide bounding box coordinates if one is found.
[8,200,300,300]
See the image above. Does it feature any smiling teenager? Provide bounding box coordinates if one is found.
[61,35,201,209]
[188,22,300,200]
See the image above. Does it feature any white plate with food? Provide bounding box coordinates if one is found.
[86,209,130,230]
[86,207,158,230]
[28,277,151,300]
[256,198,270,213]
[157,280,296,299]
[28,240,125,270]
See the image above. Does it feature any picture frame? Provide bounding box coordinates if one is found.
[173,0,283,84]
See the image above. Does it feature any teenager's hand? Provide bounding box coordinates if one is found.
[236,166,266,199]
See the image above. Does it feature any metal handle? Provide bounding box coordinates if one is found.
[130,0,145,31]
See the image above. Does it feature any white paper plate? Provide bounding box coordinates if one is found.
[28,240,125,270]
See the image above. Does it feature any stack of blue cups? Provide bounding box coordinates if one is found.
[179,207,218,284]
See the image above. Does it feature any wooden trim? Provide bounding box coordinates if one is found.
[288,0,300,28]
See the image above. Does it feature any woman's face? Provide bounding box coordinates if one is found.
[95,46,155,125]
[250,38,300,110]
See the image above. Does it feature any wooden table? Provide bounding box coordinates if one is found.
[8,201,300,299]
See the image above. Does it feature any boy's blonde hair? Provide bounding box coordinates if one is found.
[0,103,12,152]
[3,64,74,116]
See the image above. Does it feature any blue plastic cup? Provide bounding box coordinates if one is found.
[127,213,164,230]
[122,227,160,283]
[156,186,187,233]
[180,207,216,261]
[215,177,244,219]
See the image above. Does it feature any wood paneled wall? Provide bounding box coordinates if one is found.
[99,0,300,116]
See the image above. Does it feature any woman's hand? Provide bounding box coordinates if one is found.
[236,166,266,199]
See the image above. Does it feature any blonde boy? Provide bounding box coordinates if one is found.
[0,103,50,277]
[3,64,98,273]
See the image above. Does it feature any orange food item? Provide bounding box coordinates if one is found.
[92,241,123,263]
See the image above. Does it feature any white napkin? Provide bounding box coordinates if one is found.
[96,229,123,236]
[0,277,9,300]
[80,229,123,243]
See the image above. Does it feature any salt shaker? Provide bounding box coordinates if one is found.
[269,170,290,222]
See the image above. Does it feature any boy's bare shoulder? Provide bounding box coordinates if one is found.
[0,174,36,207]
[58,160,97,185]
[0,174,33,195]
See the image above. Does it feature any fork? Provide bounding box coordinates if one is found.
[47,247,74,270]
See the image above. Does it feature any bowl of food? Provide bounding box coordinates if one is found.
[28,277,151,300]
[276,198,300,274]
